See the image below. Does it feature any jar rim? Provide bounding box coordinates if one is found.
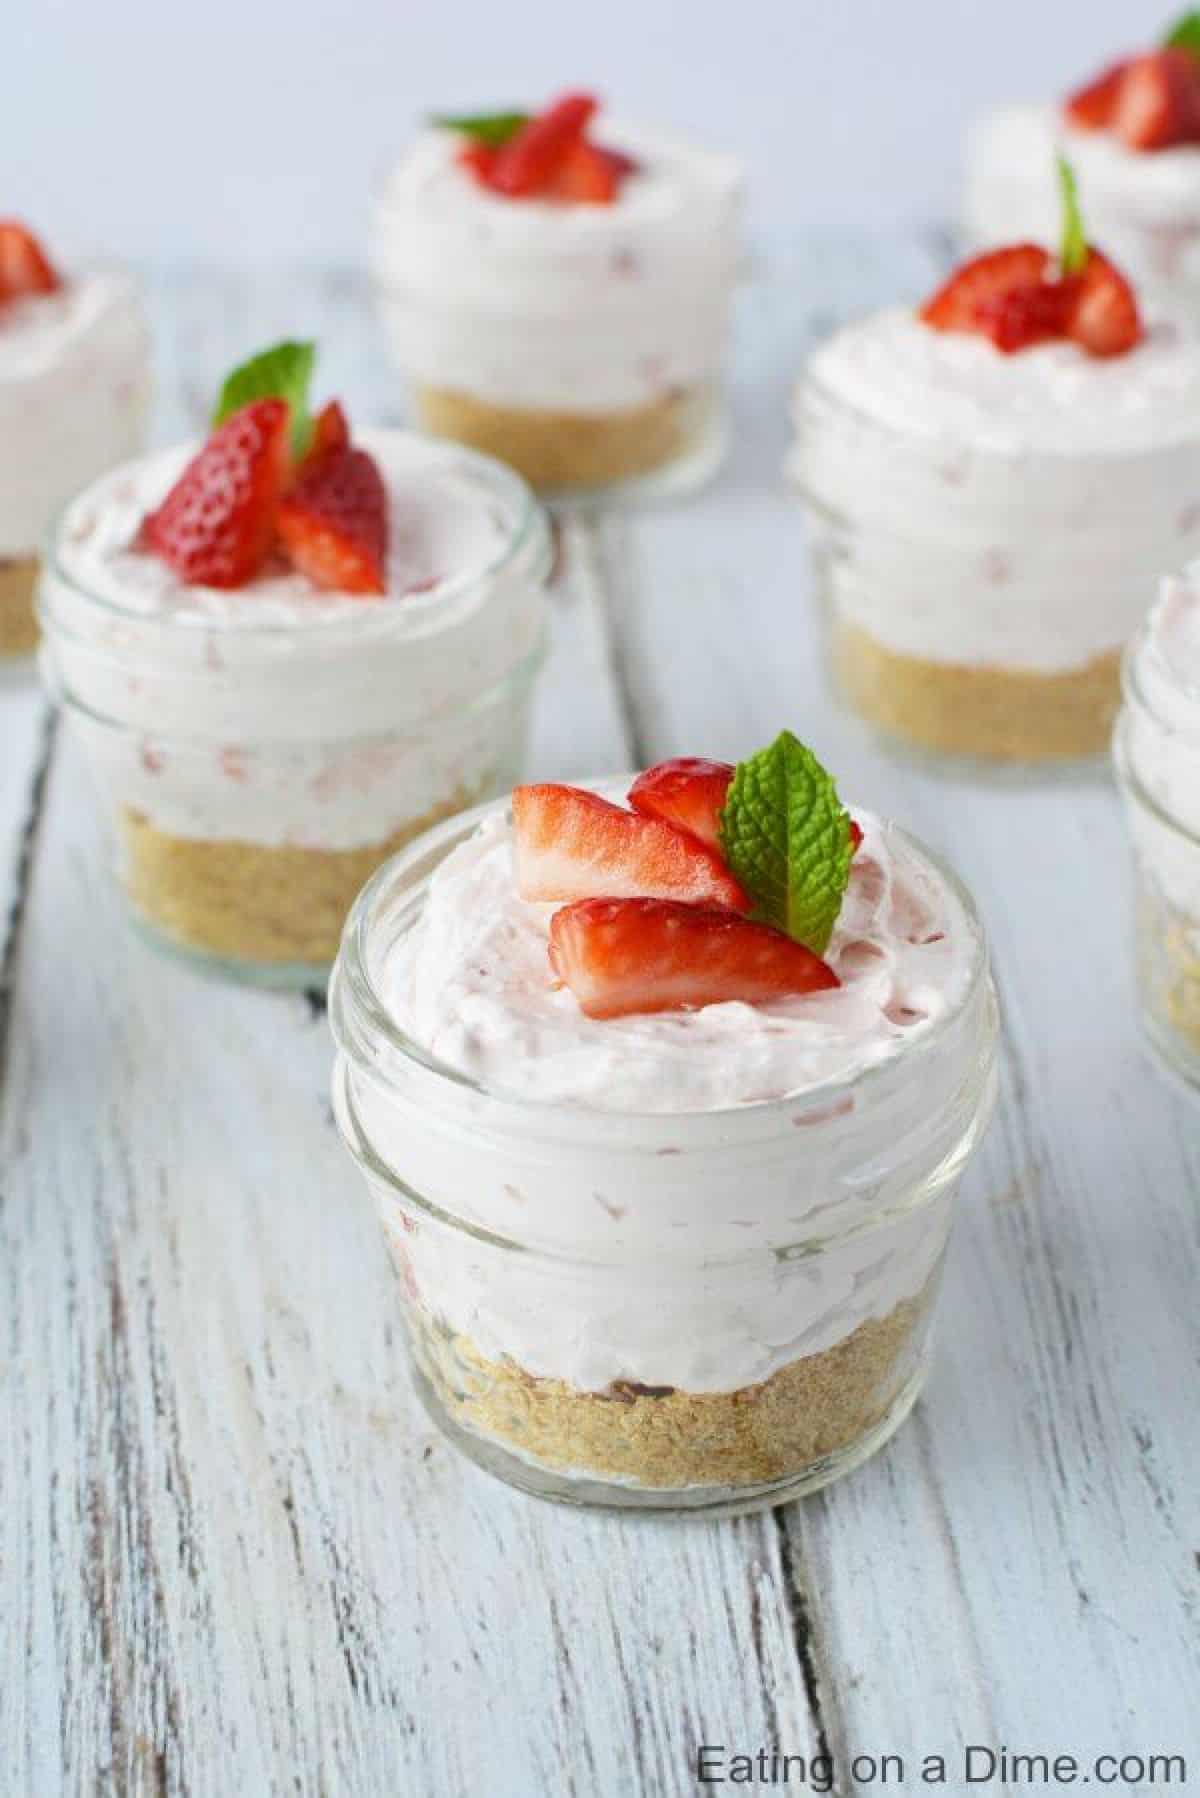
[43,427,551,640]
[330,786,996,1125]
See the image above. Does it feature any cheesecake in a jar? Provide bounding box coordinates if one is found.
[1,220,149,667]
[964,20,1200,321]
[331,734,998,1513]
[371,92,742,496]
[1114,574,1200,1085]
[40,341,552,984]
[793,163,1200,764]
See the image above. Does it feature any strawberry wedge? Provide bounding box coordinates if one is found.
[549,898,840,1020]
[140,398,291,589]
[513,784,749,911]
[0,220,61,303]
[277,443,389,595]
[628,758,734,852]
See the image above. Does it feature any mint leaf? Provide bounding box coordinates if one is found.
[1164,10,1200,54]
[431,110,529,147]
[213,340,315,460]
[1057,155,1087,277]
[718,731,853,955]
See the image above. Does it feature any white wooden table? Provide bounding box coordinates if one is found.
[2,240,1198,1797]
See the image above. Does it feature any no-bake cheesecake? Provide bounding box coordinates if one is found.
[40,341,552,982]
[0,220,148,665]
[371,91,742,495]
[794,161,1200,763]
[331,734,998,1512]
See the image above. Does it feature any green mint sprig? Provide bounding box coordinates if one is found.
[718,731,854,956]
[213,340,316,461]
[1057,155,1088,277]
[431,110,529,148]
[1164,10,1200,55]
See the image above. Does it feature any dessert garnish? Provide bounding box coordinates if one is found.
[514,732,857,1019]
[434,93,637,204]
[1065,13,1200,148]
[0,220,62,307]
[920,157,1142,357]
[139,342,389,593]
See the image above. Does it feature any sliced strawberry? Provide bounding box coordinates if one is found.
[550,138,619,204]
[457,140,501,188]
[849,819,864,854]
[972,277,1074,353]
[277,444,389,595]
[548,897,839,1020]
[512,784,748,911]
[628,759,734,852]
[1065,249,1143,357]
[309,399,350,461]
[140,398,290,589]
[488,92,597,197]
[595,145,639,179]
[0,220,62,303]
[1064,59,1132,131]
[1112,49,1200,151]
[920,245,1052,335]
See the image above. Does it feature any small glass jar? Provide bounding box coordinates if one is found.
[329,799,999,1516]
[40,442,552,987]
[1113,594,1200,1088]
[1,268,151,678]
[794,362,1200,770]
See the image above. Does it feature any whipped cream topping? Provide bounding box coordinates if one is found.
[794,308,1200,672]
[40,430,551,849]
[0,270,150,554]
[387,801,976,1112]
[964,105,1200,309]
[1119,573,1200,912]
[336,788,994,1393]
[371,120,742,411]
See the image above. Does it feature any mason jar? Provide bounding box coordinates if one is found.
[329,797,999,1516]
[793,329,1200,769]
[1113,584,1200,1087]
[39,436,552,986]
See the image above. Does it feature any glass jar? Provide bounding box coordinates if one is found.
[39,439,552,987]
[1113,591,1200,1088]
[329,799,999,1516]
[794,364,1200,769]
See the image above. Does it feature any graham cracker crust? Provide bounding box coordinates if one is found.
[0,557,40,658]
[833,618,1123,762]
[120,787,475,969]
[414,383,694,491]
[408,1286,933,1490]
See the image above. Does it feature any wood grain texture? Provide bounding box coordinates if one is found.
[614,237,1200,1778]
[2,244,1198,1795]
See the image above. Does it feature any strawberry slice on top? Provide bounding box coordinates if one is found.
[0,220,62,305]
[549,898,839,1020]
[627,758,734,852]
[140,398,291,589]
[1064,59,1133,131]
[512,784,749,912]
[277,444,389,596]
[440,93,636,204]
[1111,48,1200,150]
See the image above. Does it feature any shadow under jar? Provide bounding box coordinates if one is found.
[39,436,552,987]
[793,321,1200,770]
[1113,585,1200,1088]
[329,803,999,1517]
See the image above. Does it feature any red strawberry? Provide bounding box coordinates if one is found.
[1112,49,1200,151]
[1065,249,1143,356]
[140,399,290,589]
[277,444,389,595]
[920,245,1053,336]
[1064,59,1132,131]
[595,145,639,179]
[309,399,350,461]
[0,220,62,303]
[457,140,501,188]
[550,138,619,204]
[488,92,597,197]
[548,898,840,1020]
[628,759,734,852]
[512,784,748,911]
[849,819,864,854]
[971,277,1074,353]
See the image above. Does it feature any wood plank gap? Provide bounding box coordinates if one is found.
[0,705,58,1095]
[565,509,651,770]
[770,1510,842,1794]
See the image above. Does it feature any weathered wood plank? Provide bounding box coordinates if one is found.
[0,265,824,1796]
[614,235,1200,1776]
